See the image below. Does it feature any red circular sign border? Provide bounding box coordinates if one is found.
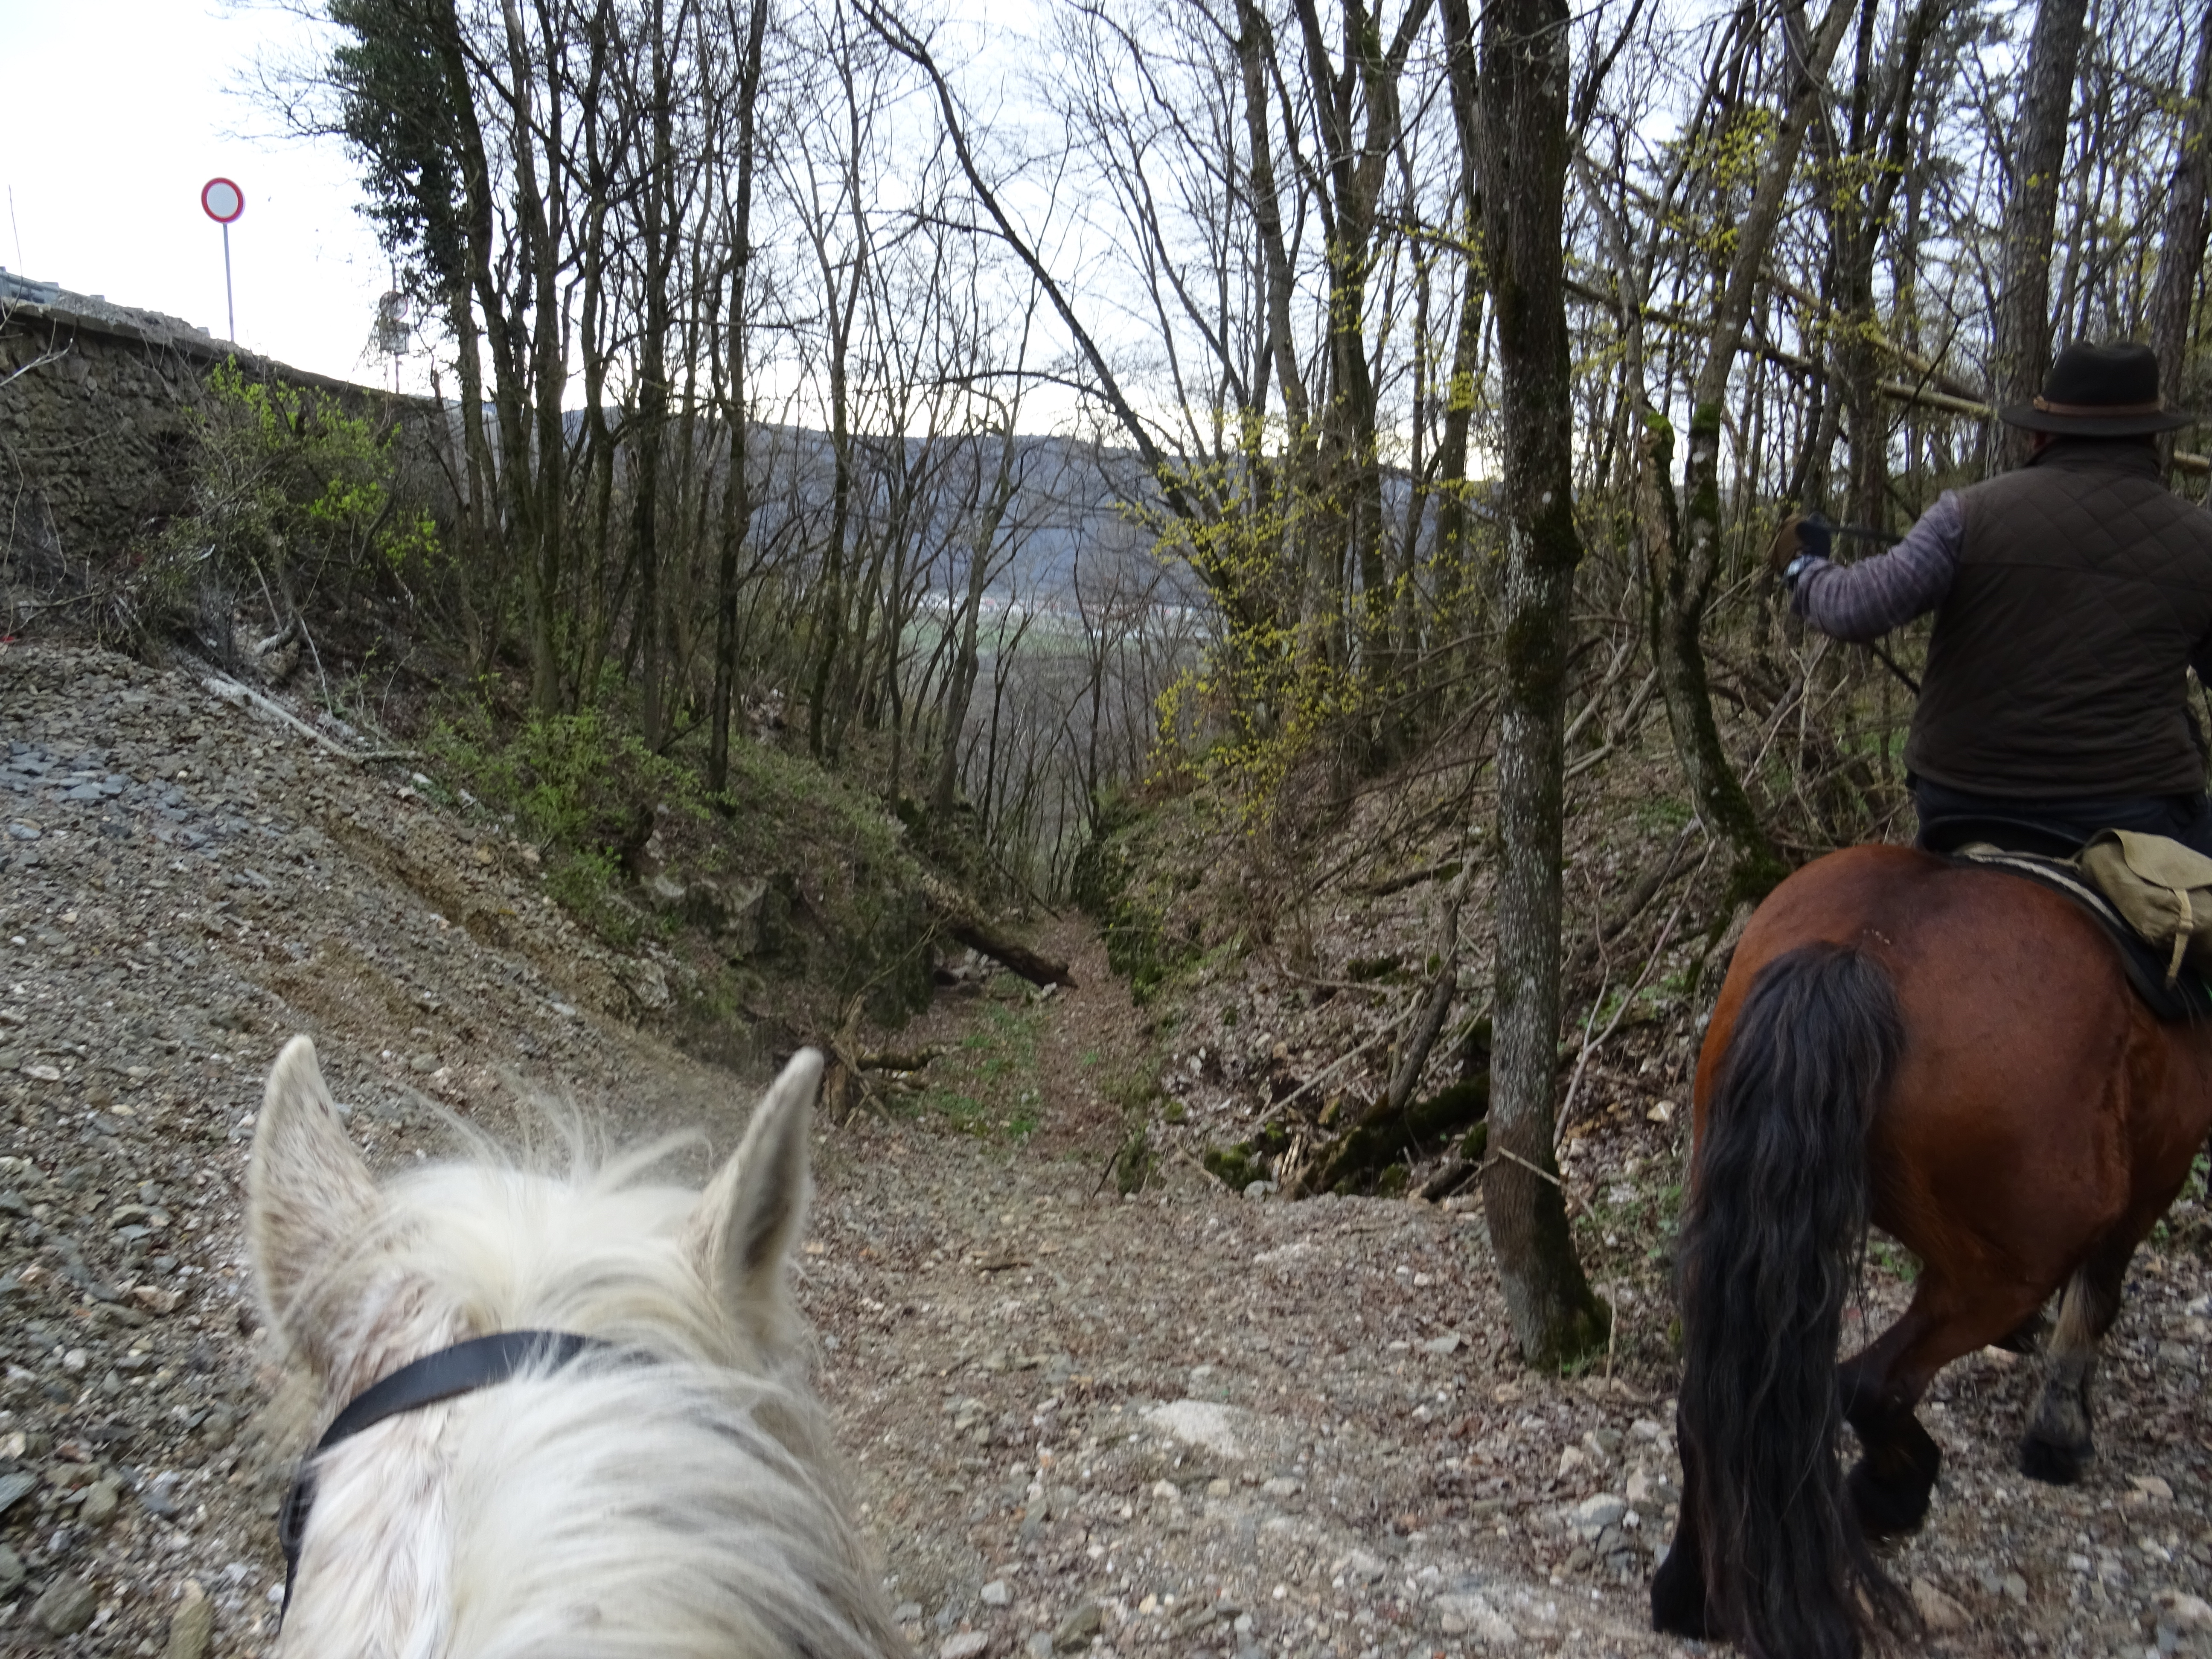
[201,178,244,225]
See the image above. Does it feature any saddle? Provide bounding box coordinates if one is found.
[1922,816,2212,1022]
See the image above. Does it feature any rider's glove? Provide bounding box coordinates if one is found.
[1766,512,1832,588]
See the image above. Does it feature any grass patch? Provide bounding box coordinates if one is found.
[916,1003,1045,1140]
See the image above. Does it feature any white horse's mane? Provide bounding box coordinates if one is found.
[248,1038,906,1659]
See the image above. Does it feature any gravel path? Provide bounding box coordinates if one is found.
[0,641,2208,1658]
[809,931,2212,1659]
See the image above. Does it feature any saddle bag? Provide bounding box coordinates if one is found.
[2077,829,2212,985]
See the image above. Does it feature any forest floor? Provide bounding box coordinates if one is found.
[0,639,2207,1659]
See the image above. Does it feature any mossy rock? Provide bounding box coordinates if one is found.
[1071,792,1203,1000]
[1203,1144,1262,1190]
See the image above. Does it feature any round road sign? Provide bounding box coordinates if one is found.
[201,178,244,224]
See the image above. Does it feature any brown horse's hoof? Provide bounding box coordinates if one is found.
[1847,1458,1934,1538]
[2020,1434,2089,1485]
[1649,1545,1711,1637]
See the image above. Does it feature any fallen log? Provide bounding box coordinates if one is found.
[1289,1076,1491,1197]
[921,873,1076,988]
[1419,1137,1486,1202]
[201,675,418,763]
[1359,859,1463,899]
[856,1045,948,1073]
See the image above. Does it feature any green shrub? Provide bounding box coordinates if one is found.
[432,703,688,860]
[431,696,933,1016]
[138,361,437,647]
[1071,789,1205,1001]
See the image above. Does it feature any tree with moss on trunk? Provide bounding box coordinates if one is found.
[1456,0,1607,1369]
[2150,0,2212,477]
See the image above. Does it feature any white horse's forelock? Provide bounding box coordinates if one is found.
[258,1044,902,1659]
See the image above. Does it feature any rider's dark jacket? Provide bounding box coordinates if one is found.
[1791,437,2212,799]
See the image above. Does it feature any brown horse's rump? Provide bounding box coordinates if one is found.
[1655,845,2212,1659]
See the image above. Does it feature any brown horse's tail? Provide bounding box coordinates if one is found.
[1674,942,1910,1659]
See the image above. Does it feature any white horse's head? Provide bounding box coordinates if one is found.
[247,1036,902,1659]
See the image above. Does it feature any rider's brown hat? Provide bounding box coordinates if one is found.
[2000,341,2194,436]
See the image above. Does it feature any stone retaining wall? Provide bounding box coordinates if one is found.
[0,273,379,580]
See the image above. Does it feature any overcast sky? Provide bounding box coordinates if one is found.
[0,1,407,387]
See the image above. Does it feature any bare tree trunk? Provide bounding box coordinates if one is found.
[710,0,771,794]
[1991,0,2090,472]
[446,280,501,671]
[428,0,544,707]
[1288,0,1433,753]
[2153,0,2212,476]
[497,0,572,713]
[573,0,619,701]
[803,35,867,762]
[631,0,677,748]
[934,416,1021,819]
[1837,0,1940,534]
[1434,0,1487,643]
[1471,0,1607,1370]
[1236,0,1311,436]
[1646,0,1850,908]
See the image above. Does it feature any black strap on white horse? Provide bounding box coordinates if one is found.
[278,1330,602,1618]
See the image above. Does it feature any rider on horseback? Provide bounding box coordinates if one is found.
[1770,341,2212,856]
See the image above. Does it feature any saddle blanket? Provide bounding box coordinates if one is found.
[1951,845,2212,1023]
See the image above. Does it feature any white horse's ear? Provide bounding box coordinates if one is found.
[249,1036,380,1371]
[688,1049,820,1338]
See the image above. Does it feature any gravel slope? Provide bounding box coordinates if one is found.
[0,641,2207,1658]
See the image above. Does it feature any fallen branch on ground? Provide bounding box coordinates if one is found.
[1420,1153,1482,1202]
[920,873,1075,988]
[1358,858,1465,899]
[1287,1076,1491,1199]
[856,1045,948,1073]
[1566,822,1704,981]
[201,675,417,764]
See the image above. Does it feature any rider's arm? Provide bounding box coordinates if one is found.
[1788,492,1964,643]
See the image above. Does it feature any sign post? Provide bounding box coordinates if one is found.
[200,178,244,341]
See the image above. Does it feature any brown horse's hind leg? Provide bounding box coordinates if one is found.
[1837,1314,1944,1540]
[1840,1267,2053,1538]
[2021,1251,2129,1484]
[1647,1448,1713,1640]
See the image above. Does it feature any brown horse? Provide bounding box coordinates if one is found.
[1647,844,2212,1659]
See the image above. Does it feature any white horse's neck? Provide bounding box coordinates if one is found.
[248,1042,895,1659]
[289,1407,458,1659]
[280,1358,896,1659]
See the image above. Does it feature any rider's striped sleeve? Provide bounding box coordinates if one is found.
[1789,491,1964,643]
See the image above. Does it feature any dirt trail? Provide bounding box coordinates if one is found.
[808,937,2212,1659]
[0,642,2207,1658]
